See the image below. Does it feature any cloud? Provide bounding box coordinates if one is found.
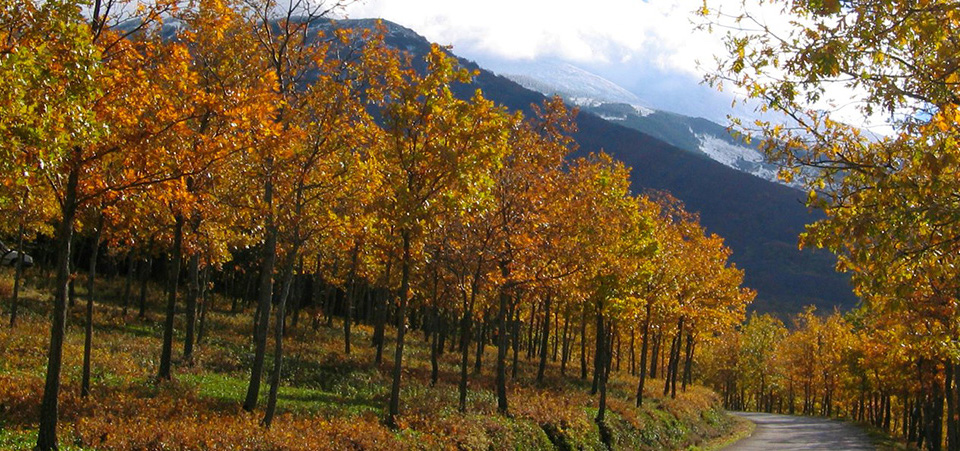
[341,0,721,78]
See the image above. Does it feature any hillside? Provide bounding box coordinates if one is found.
[353,19,856,314]
[0,271,747,450]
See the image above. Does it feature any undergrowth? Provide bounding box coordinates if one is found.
[0,268,739,450]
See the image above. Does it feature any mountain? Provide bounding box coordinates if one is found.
[486,61,789,186]
[329,19,856,315]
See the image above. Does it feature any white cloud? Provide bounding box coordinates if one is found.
[341,0,721,78]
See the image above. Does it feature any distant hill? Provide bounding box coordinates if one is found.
[325,19,857,315]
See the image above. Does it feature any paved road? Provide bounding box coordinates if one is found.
[724,412,876,450]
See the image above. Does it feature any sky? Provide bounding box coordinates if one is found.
[339,0,746,122]
[337,0,891,135]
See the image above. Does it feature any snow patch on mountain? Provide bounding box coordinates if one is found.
[487,60,656,112]
[695,132,780,183]
[599,114,627,121]
[632,105,654,117]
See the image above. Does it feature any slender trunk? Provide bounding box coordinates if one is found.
[121,252,136,317]
[629,327,636,376]
[948,360,959,451]
[387,230,411,427]
[591,300,603,395]
[374,261,391,365]
[158,214,184,380]
[615,327,621,372]
[537,293,551,384]
[68,234,80,308]
[439,313,448,357]
[495,262,510,413]
[560,307,571,375]
[345,242,360,354]
[526,300,537,360]
[458,309,472,412]
[596,322,613,424]
[580,305,588,380]
[670,317,684,399]
[552,306,559,362]
[262,243,299,427]
[36,160,79,451]
[9,223,25,327]
[650,331,660,379]
[138,256,152,319]
[244,177,277,412]
[81,213,104,397]
[511,296,521,379]
[430,309,440,386]
[682,331,695,392]
[197,267,211,345]
[474,316,485,374]
[664,326,680,396]
[636,301,652,407]
[183,253,200,361]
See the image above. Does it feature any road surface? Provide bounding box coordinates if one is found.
[724,412,876,450]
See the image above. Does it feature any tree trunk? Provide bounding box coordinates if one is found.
[591,300,604,395]
[670,317,685,399]
[474,315,485,374]
[9,223,25,328]
[345,242,360,355]
[664,324,680,396]
[197,267,211,345]
[374,261,391,365]
[650,330,660,379]
[81,213,104,397]
[262,243,299,427]
[183,253,200,362]
[596,322,613,424]
[552,306,560,362]
[947,361,958,451]
[430,309,440,386]
[527,300,537,360]
[560,306,571,375]
[681,331,695,392]
[244,178,277,412]
[636,301,652,407]
[537,293,551,384]
[458,309,472,412]
[121,252,136,317]
[387,230,411,427]
[36,161,79,451]
[158,214,184,380]
[495,262,510,413]
[138,256,152,319]
[580,305,588,380]
[511,298,521,379]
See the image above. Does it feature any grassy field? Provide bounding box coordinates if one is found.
[0,268,742,450]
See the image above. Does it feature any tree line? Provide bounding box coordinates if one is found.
[701,0,960,449]
[1,0,754,449]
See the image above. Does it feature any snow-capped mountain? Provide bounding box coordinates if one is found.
[485,60,654,114]
[487,61,789,186]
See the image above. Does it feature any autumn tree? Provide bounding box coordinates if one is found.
[702,1,960,447]
[375,45,510,425]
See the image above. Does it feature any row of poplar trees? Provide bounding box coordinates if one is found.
[700,0,960,449]
[0,0,754,449]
